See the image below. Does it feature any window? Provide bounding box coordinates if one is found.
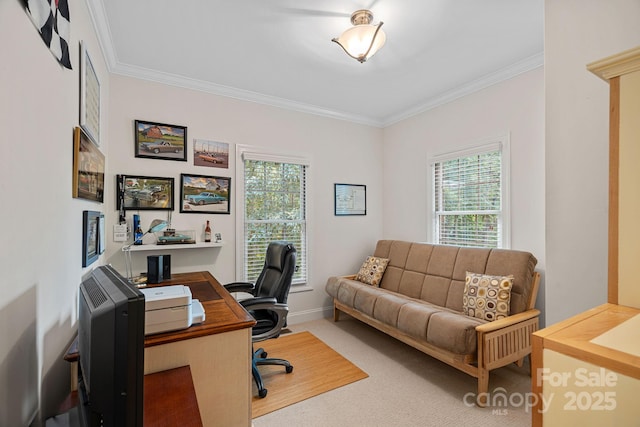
[237,148,308,284]
[430,136,510,248]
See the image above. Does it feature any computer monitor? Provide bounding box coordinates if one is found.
[77,265,145,427]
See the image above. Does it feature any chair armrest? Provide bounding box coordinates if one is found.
[224,282,256,294]
[244,300,289,342]
[343,274,357,280]
[240,297,278,310]
[475,309,540,333]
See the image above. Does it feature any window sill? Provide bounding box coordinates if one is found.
[290,284,313,294]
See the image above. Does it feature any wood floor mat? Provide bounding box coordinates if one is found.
[251,331,368,418]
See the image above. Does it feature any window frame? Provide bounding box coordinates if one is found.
[427,134,511,249]
[235,145,311,286]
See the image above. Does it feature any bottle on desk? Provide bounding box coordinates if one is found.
[134,224,144,245]
[204,220,211,242]
[133,214,143,245]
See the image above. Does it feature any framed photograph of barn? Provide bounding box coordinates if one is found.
[180,173,231,214]
[134,119,187,161]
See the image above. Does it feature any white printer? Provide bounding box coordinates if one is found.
[140,285,205,335]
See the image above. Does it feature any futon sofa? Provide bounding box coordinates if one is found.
[325,240,540,406]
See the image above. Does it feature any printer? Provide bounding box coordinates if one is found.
[140,285,205,335]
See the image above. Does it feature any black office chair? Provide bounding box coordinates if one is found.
[224,241,297,398]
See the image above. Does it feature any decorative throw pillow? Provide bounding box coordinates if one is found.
[355,256,390,286]
[463,272,514,321]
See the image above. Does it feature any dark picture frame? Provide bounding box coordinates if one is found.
[180,173,231,214]
[334,183,367,216]
[134,119,187,161]
[117,174,175,211]
[73,127,105,203]
[82,210,101,267]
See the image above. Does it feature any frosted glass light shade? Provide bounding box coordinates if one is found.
[333,23,386,63]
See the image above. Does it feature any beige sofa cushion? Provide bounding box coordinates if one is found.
[373,241,536,315]
[326,277,485,355]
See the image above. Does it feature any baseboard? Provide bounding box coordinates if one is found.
[287,306,333,324]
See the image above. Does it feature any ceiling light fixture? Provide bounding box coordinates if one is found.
[332,9,386,63]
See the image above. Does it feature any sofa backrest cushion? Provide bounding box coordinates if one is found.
[372,240,537,315]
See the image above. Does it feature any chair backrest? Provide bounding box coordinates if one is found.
[253,241,297,304]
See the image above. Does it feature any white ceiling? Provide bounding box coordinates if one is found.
[87,0,543,127]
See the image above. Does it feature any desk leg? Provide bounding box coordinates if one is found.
[70,361,78,392]
[144,329,252,427]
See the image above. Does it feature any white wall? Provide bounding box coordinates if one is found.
[105,75,384,324]
[4,0,640,423]
[0,0,110,424]
[544,0,640,325]
[382,68,546,319]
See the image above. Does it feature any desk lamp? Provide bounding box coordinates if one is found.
[122,219,168,282]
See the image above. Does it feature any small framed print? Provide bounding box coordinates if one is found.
[134,120,187,161]
[80,41,100,145]
[334,183,367,216]
[180,173,231,214]
[193,139,230,168]
[82,210,101,267]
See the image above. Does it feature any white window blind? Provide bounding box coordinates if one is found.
[431,139,509,248]
[241,156,307,284]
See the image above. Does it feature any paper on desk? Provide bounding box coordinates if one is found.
[589,313,640,357]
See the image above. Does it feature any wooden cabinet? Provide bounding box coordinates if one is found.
[589,47,640,309]
[532,46,640,426]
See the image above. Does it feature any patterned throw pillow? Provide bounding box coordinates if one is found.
[463,272,514,321]
[355,256,390,286]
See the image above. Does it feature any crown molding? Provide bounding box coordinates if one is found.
[382,52,544,127]
[86,0,118,68]
[587,46,640,81]
[110,62,384,127]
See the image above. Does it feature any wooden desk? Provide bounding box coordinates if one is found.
[143,271,255,427]
[532,303,640,426]
[66,271,256,427]
[51,366,202,427]
[144,366,202,427]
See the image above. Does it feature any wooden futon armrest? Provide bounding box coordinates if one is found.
[475,309,540,333]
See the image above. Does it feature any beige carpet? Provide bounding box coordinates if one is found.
[253,317,533,427]
[251,331,369,419]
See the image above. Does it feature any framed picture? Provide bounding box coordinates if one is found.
[98,212,105,254]
[82,210,101,267]
[193,139,230,169]
[80,41,100,145]
[134,119,187,161]
[73,127,105,203]
[180,173,231,214]
[334,183,367,216]
[116,175,175,211]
